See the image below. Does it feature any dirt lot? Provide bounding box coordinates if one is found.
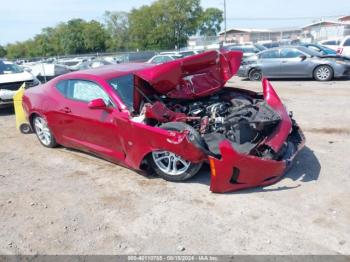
[0,77,349,255]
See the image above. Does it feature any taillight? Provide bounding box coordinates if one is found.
[337,48,343,54]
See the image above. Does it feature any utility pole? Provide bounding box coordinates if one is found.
[224,0,227,43]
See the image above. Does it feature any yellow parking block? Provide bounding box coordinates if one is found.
[13,84,32,134]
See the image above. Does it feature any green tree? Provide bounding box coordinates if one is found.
[104,11,129,51]
[198,8,223,36]
[6,42,27,59]
[83,20,110,52]
[129,0,202,50]
[0,45,6,57]
[59,19,86,54]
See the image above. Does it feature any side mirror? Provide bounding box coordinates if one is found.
[88,98,108,110]
[300,55,307,61]
[24,67,32,72]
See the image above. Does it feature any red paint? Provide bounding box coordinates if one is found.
[262,78,292,153]
[23,50,305,193]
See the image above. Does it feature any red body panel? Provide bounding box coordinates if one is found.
[209,128,305,193]
[134,50,242,99]
[22,50,305,193]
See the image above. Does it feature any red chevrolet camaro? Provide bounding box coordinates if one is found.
[23,50,305,193]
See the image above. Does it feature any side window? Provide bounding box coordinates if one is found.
[56,80,68,96]
[260,50,280,59]
[344,38,350,46]
[66,80,110,105]
[108,74,134,108]
[280,49,303,58]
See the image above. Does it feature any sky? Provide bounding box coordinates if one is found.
[1,0,350,45]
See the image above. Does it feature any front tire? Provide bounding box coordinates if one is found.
[314,65,333,81]
[149,151,202,182]
[148,122,203,182]
[33,116,57,148]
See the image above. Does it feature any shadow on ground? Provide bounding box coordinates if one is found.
[187,146,321,194]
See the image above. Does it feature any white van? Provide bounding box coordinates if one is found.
[0,60,40,107]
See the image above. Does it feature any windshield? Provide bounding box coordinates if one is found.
[0,62,24,75]
[108,74,134,109]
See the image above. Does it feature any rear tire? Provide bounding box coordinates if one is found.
[148,122,203,182]
[33,116,57,148]
[248,69,262,81]
[314,65,333,81]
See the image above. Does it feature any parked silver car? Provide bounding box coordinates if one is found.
[238,46,350,81]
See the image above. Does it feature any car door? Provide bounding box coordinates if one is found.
[52,79,125,161]
[259,49,281,77]
[279,48,309,77]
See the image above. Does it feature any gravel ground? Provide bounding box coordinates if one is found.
[0,77,349,255]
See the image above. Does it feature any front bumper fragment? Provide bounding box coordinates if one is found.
[209,123,305,193]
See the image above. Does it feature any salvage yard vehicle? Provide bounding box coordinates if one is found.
[0,60,40,108]
[238,46,350,81]
[22,50,305,193]
[337,36,350,57]
[147,54,183,64]
[23,62,71,82]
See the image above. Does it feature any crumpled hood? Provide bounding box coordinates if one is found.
[135,50,243,99]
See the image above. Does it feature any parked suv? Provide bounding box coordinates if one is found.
[337,36,350,57]
[0,60,40,108]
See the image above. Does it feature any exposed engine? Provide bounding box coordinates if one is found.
[137,90,281,157]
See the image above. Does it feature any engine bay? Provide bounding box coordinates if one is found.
[134,89,282,158]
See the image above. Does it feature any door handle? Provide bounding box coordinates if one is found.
[60,107,71,113]
[281,61,288,63]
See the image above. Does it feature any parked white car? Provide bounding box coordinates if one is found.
[337,36,350,57]
[0,60,40,107]
[160,50,203,57]
[319,39,342,51]
[23,62,71,82]
[147,54,183,64]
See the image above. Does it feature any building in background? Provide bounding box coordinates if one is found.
[215,15,350,45]
[218,27,302,44]
[302,20,344,41]
[338,16,350,35]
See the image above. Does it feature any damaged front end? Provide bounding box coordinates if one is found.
[129,51,305,193]
[208,79,305,193]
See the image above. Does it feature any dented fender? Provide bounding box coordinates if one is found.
[116,117,206,169]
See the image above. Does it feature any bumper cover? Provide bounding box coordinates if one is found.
[209,124,305,193]
[208,79,305,193]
